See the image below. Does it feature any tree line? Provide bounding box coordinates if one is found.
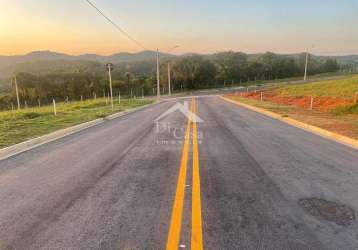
[0,52,340,110]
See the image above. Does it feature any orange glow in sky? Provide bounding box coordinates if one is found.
[1,1,357,56]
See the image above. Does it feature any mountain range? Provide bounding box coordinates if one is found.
[0,50,173,68]
[0,50,357,78]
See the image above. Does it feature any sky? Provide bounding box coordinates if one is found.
[0,0,357,56]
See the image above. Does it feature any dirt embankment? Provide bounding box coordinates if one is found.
[235,91,354,112]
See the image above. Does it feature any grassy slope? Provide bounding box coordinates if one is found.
[0,98,152,148]
[226,75,358,139]
[276,75,358,99]
[276,75,358,114]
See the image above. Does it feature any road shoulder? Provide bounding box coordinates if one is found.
[220,96,358,150]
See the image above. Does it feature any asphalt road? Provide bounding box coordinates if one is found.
[0,96,357,250]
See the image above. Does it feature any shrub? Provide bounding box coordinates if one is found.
[22,112,42,119]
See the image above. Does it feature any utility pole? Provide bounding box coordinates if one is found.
[156,48,160,100]
[168,61,172,96]
[14,75,20,110]
[304,48,309,81]
[106,63,114,111]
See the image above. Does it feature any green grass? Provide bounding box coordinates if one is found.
[0,98,153,148]
[252,71,356,86]
[276,75,358,99]
[226,74,358,140]
[333,103,358,115]
[228,96,294,114]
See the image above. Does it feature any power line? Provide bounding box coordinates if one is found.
[85,0,147,50]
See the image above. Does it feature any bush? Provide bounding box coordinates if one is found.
[22,112,42,119]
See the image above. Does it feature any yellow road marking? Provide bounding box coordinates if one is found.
[166,100,193,250]
[191,98,203,250]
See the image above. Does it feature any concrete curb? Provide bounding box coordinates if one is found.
[0,102,155,161]
[220,96,358,150]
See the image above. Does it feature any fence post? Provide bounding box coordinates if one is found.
[38,98,41,108]
[310,97,314,110]
[260,92,263,101]
[80,95,83,102]
[118,91,121,104]
[53,98,57,116]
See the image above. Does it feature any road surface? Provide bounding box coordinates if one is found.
[0,96,357,250]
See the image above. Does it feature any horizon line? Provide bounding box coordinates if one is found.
[1,49,358,58]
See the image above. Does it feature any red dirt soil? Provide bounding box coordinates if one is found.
[234,91,353,112]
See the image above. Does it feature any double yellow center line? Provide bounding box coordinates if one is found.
[166,98,203,250]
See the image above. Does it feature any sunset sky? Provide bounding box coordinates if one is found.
[0,0,357,56]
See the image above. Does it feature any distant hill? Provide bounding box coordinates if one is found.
[329,55,358,65]
[0,51,70,69]
[0,50,173,77]
[0,60,103,77]
[0,50,357,78]
[0,50,172,66]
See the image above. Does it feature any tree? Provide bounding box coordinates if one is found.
[0,52,343,110]
[214,52,248,83]
[322,59,339,72]
[172,56,216,90]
